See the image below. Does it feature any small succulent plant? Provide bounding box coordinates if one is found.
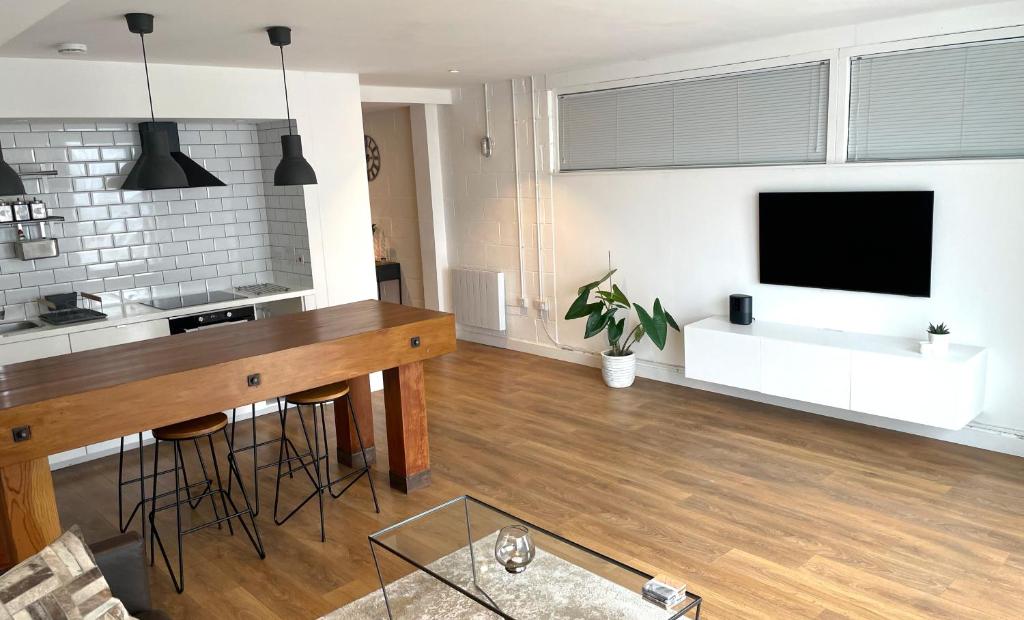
[927,322,950,335]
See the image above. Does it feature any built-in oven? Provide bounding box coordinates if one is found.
[168,305,256,335]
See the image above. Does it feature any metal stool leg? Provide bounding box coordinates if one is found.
[274,403,329,541]
[207,435,234,537]
[149,439,160,565]
[348,396,380,513]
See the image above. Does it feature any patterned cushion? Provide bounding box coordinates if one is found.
[0,525,133,619]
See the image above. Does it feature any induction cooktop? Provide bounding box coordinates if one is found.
[143,290,246,311]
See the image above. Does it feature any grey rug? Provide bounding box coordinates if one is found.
[324,533,673,619]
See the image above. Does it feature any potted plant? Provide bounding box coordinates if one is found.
[927,322,951,354]
[564,269,679,388]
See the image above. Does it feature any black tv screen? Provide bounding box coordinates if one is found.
[759,191,934,297]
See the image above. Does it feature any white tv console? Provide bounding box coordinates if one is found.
[683,316,987,430]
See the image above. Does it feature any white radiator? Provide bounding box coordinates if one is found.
[451,268,506,331]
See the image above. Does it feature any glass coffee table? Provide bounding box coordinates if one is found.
[368,496,702,619]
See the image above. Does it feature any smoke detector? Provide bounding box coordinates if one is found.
[56,43,88,56]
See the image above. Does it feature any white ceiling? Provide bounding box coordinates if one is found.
[0,0,1009,87]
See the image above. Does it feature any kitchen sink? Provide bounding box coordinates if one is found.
[0,321,40,335]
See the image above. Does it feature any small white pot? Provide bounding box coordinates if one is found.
[601,350,637,388]
[928,332,950,354]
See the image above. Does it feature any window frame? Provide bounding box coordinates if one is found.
[550,25,1024,175]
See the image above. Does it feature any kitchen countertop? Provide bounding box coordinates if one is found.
[0,287,315,345]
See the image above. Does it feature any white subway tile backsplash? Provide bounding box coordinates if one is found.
[68,147,99,161]
[86,162,118,176]
[110,204,141,219]
[139,202,170,217]
[117,260,148,275]
[83,132,114,146]
[81,235,114,250]
[100,247,131,263]
[100,147,130,161]
[54,266,87,283]
[1,117,311,312]
[142,230,172,244]
[171,228,200,242]
[95,219,127,234]
[20,270,55,287]
[29,122,62,132]
[68,250,100,266]
[113,232,143,247]
[74,177,104,192]
[104,275,134,291]
[49,132,82,146]
[78,206,109,220]
[130,245,159,260]
[15,133,50,148]
[176,254,203,269]
[91,191,122,205]
[87,263,118,279]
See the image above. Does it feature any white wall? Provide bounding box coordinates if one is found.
[363,106,425,307]
[0,57,376,309]
[439,2,1024,440]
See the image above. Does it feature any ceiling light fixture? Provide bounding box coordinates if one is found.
[121,13,224,191]
[266,26,317,186]
[0,147,27,196]
[448,69,460,74]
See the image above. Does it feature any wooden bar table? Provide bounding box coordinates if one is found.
[0,300,455,569]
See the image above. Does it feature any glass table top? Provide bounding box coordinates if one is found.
[368,496,702,619]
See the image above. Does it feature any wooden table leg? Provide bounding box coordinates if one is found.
[335,374,376,468]
[383,362,431,493]
[0,457,62,569]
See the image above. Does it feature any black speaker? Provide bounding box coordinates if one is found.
[729,294,752,325]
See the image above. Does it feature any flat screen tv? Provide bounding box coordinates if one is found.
[759,191,934,297]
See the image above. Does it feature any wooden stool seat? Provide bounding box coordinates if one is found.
[154,413,228,441]
[287,381,350,405]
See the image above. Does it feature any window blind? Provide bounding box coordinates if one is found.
[848,38,1024,162]
[558,61,829,171]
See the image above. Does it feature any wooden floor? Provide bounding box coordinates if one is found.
[56,341,1024,619]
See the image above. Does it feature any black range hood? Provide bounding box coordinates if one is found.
[123,121,226,190]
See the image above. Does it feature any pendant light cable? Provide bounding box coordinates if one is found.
[278,46,293,135]
[139,34,156,123]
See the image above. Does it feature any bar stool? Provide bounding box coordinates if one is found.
[274,381,379,542]
[148,412,265,593]
[117,432,214,542]
[225,402,307,515]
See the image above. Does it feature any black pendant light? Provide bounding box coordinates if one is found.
[0,147,26,196]
[122,13,224,190]
[267,26,317,186]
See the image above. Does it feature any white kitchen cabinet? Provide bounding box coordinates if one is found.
[0,334,71,364]
[69,319,170,352]
[684,316,987,430]
[49,448,88,469]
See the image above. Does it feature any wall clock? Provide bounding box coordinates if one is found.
[365,135,381,181]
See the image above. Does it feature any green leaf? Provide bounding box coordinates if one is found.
[610,284,630,307]
[664,309,680,331]
[635,300,669,350]
[564,291,600,320]
[584,308,612,339]
[607,317,624,347]
[576,269,617,296]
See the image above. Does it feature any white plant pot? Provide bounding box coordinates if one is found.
[601,351,637,388]
[928,332,950,354]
